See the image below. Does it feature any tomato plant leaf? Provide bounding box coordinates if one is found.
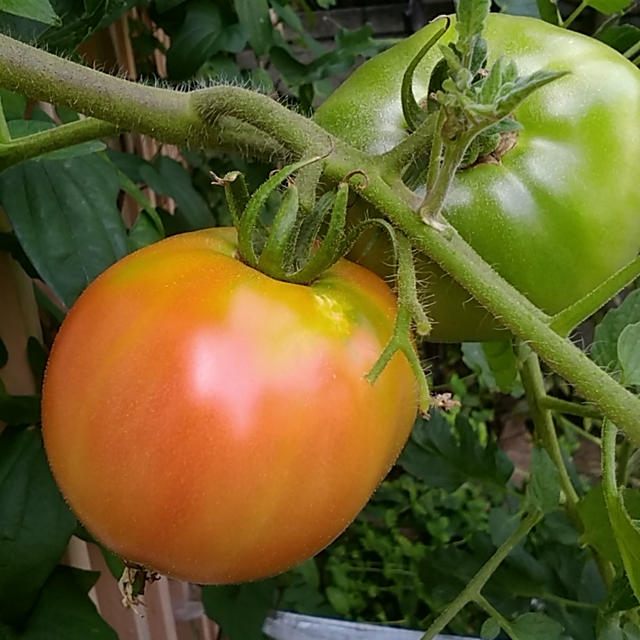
[586,0,633,14]
[536,0,560,23]
[138,156,215,232]
[597,24,640,54]
[201,579,277,640]
[528,446,561,513]
[0,0,138,50]
[462,341,521,394]
[604,574,639,614]
[0,383,40,426]
[0,88,26,120]
[399,412,513,492]
[26,336,47,387]
[510,612,564,639]
[591,290,640,373]
[603,421,640,603]
[166,2,231,79]
[0,427,76,625]
[17,566,117,639]
[481,617,501,639]
[233,0,272,57]
[0,0,60,26]
[0,152,128,307]
[578,484,623,566]
[618,322,640,385]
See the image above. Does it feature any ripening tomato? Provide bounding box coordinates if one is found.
[314,14,640,341]
[42,227,418,584]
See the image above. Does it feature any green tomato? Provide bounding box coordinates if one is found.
[314,14,640,342]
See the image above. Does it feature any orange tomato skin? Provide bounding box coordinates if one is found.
[42,228,418,584]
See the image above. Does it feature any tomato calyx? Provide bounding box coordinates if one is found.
[212,155,356,285]
[393,0,567,224]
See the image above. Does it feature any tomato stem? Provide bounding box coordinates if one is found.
[0,117,117,171]
[474,595,518,639]
[561,0,588,29]
[366,232,430,413]
[420,508,542,640]
[537,395,602,420]
[518,346,581,517]
[550,257,640,336]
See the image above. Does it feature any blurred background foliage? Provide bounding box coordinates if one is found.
[1,1,640,639]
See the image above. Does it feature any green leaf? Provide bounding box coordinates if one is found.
[0,153,128,307]
[597,25,640,55]
[605,574,639,614]
[603,422,640,603]
[233,0,272,57]
[510,612,563,639]
[481,617,501,639]
[618,322,640,385]
[139,156,214,232]
[0,89,26,120]
[528,446,561,513]
[0,0,60,26]
[494,0,541,16]
[18,565,117,639]
[201,580,276,640]
[399,412,513,492]
[0,0,138,51]
[592,290,640,373]
[0,427,77,625]
[462,341,520,394]
[166,2,230,79]
[26,336,47,387]
[0,386,40,426]
[536,0,560,24]
[578,484,623,566]
[587,0,633,13]
[156,0,188,12]
[0,338,7,368]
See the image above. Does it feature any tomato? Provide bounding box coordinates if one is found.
[41,227,418,584]
[314,14,640,342]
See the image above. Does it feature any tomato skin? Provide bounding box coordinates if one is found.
[314,14,640,342]
[41,228,417,584]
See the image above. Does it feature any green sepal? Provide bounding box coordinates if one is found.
[237,155,323,268]
[218,170,250,228]
[292,190,335,268]
[258,184,300,279]
[290,181,350,283]
[400,17,450,132]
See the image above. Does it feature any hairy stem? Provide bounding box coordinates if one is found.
[0,118,118,171]
[421,509,542,640]
[538,396,602,420]
[550,257,640,335]
[475,595,519,639]
[519,348,580,519]
[562,0,588,28]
